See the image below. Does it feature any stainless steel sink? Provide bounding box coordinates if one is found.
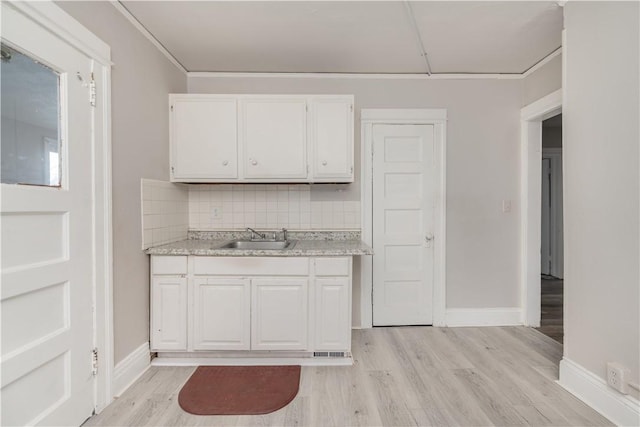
[220,240,296,250]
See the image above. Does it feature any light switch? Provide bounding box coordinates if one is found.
[502,200,512,213]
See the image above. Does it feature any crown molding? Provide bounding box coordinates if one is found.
[110,1,187,74]
[188,72,524,80]
[522,47,563,78]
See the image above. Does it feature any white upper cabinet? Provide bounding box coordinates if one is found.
[170,95,237,181]
[311,97,354,182]
[169,94,354,183]
[240,97,307,179]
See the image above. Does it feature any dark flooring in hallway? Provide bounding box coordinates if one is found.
[536,277,563,343]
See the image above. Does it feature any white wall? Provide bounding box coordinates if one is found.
[563,0,639,396]
[190,76,523,312]
[57,1,187,364]
[523,54,562,106]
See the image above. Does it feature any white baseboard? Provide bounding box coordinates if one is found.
[112,342,151,397]
[559,358,640,426]
[445,308,522,327]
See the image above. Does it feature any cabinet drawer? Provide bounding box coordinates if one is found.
[314,257,350,276]
[194,257,309,276]
[152,256,187,275]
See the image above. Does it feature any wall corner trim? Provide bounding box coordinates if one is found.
[445,308,522,327]
[559,358,640,426]
[112,342,151,398]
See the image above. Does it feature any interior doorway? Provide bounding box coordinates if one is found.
[538,114,564,343]
[520,88,561,328]
[360,109,447,328]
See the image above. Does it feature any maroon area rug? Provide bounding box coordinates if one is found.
[178,365,301,415]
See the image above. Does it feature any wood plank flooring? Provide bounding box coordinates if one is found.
[536,277,564,343]
[84,327,611,427]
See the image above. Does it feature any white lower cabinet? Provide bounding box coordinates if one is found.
[151,276,187,351]
[251,279,308,350]
[192,278,250,350]
[151,256,352,357]
[314,278,350,351]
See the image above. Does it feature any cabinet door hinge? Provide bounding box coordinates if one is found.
[91,348,98,376]
[89,73,96,107]
[170,105,173,112]
[305,104,308,112]
[350,104,353,112]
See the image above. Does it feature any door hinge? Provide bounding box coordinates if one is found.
[89,73,96,107]
[350,166,354,174]
[170,105,173,112]
[305,104,308,112]
[350,104,353,112]
[91,348,98,376]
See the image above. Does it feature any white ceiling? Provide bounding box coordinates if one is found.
[120,1,563,74]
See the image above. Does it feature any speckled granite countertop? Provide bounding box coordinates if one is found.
[145,230,373,257]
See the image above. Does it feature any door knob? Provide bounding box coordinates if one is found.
[251,159,258,166]
[322,160,327,166]
[222,160,228,166]
[425,233,434,242]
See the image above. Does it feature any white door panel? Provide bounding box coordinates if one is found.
[1,5,96,425]
[373,125,435,326]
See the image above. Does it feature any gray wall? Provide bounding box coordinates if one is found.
[57,2,187,364]
[563,1,639,394]
[190,76,523,312]
[522,54,562,106]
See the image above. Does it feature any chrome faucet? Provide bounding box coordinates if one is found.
[281,228,288,241]
[246,227,266,240]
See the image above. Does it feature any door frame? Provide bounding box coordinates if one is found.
[520,89,562,327]
[4,1,114,412]
[360,109,447,328]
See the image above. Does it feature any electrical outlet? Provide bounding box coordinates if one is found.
[607,362,630,394]
[211,207,222,220]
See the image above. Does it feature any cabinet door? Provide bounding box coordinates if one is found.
[151,276,187,351]
[170,96,237,180]
[240,97,307,179]
[314,278,351,351]
[251,278,308,350]
[311,97,354,181]
[192,277,250,350]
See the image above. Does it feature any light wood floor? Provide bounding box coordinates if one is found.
[84,327,612,427]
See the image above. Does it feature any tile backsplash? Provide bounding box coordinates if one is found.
[188,184,360,230]
[141,179,189,249]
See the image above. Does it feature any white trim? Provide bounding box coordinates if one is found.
[109,1,187,74]
[112,342,151,398]
[189,71,523,80]
[445,308,522,327]
[6,1,111,66]
[559,358,640,426]
[521,47,563,78]
[360,109,447,328]
[520,89,562,327]
[152,356,352,367]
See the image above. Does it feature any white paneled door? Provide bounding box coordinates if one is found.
[1,7,98,426]
[372,125,435,326]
